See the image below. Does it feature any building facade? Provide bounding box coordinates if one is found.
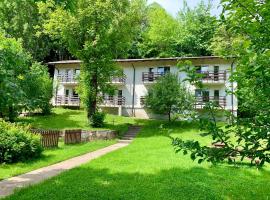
[49,56,237,119]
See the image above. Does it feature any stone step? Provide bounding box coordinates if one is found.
[118,139,132,143]
[124,134,137,136]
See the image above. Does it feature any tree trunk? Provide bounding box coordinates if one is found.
[168,111,171,122]
[8,106,15,122]
[87,72,98,121]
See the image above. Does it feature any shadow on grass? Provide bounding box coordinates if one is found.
[6,165,270,200]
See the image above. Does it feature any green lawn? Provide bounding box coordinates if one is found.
[18,108,140,136]
[0,108,137,180]
[0,140,116,180]
[5,121,270,200]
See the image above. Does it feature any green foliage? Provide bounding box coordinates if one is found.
[0,0,73,61]
[91,111,106,128]
[173,1,270,167]
[0,120,43,164]
[0,33,52,121]
[45,0,143,120]
[175,0,217,56]
[145,73,194,121]
[23,63,53,115]
[137,1,217,58]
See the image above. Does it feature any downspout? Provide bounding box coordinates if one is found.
[55,67,59,106]
[230,59,236,117]
[132,64,136,117]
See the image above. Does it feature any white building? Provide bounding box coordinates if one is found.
[49,56,237,119]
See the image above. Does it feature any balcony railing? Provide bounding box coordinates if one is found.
[111,77,126,84]
[195,96,226,109]
[197,71,227,83]
[55,95,80,106]
[57,75,78,83]
[142,72,165,83]
[102,96,126,106]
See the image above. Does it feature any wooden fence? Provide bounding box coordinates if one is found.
[31,129,60,148]
[64,129,82,144]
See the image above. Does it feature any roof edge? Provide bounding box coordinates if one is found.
[48,56,235,65]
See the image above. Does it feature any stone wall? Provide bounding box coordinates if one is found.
[81,130,117,142]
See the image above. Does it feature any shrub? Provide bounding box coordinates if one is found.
[0,120,43,164]
[91,112,106,127]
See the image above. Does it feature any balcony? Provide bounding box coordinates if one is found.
[198,71,227,84]
[111,77,126,85]
[57,75,78,84]
[142,72,164,84]
[101,96,126,107]
[195,96,226,109]
[55,95,80,107]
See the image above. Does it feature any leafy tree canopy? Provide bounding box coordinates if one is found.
[0,33,52,121]
[145,73,194,121]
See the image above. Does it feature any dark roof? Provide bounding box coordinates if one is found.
[47,56,230,65]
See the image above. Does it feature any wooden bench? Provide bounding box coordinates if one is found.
[65,129,82,144]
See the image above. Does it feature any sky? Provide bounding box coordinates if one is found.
[147,0,222,17]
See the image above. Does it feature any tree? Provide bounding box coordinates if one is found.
[45,0,144,122]
[136,1,217,58]
[0,0,74,62]
[175,0,217,56]
[140,3,179,58]
[172,0,270,166]
[145,73,194,121]
[0,33,52,121]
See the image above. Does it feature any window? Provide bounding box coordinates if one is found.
[72,89,78,97]
[195,66,201,73]
[140,96,145,106]
[75,69,80,75]
[158,66,170,74]
[118,90,122,97]
[195,89,202,97]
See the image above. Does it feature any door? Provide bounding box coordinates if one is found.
[117,90,123,105]
[214,66,219,81]
[214,90,220,106]
[202,91,210,102]
[148,68,154,82]
[65,89,70,104]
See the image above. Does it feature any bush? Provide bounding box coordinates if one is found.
[0,120,43,164]
[91,112,106,127]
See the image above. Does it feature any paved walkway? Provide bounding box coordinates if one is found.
[0,141,130,198]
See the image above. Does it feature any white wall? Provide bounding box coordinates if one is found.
[52,58,238,118]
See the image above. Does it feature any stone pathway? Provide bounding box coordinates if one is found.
[0,126,141,199]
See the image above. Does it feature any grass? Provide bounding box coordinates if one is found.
[5,120,270,200]
[17,108,140,136]
[0,108,136,180]
[0,140,116,181]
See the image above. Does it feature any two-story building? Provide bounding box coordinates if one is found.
[49,56,237,119]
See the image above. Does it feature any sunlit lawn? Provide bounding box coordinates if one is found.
[0,140,116,180]
[5,120,270,200]
[18,108,141,136]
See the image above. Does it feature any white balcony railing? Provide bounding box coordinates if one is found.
[195,96,226,109]
[101,96,126,107]
[57,75,78,83]
[55,95,80,106]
